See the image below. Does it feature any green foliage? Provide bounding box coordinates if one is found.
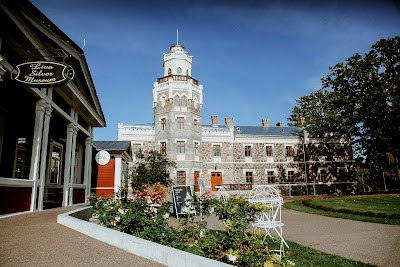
[129,150,176,189]
[90,191,293,267]
[288,36,400,189]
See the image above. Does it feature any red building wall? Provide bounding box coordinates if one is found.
[0,187,31,215]
[95,157,115,198]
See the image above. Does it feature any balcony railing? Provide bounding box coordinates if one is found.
[157,75,199,86]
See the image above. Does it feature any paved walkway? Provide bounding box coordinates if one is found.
[0,206,165,267]
[282,208,400,267]
[1,206,399,267]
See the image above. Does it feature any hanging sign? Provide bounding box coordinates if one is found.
[13,61,74,86]
[95,150,111,165]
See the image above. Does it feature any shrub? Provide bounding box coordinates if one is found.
[90,189,295,267]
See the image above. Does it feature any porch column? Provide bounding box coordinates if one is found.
[29,99,46,211]
[37,91,53,210]
[62,123,74,206]
[68,125,78,205]
[84,135,93,202]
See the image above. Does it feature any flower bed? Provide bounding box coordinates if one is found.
[89,186,295,267]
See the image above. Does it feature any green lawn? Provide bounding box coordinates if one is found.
[285,241,376,267]
[284,195,400,225]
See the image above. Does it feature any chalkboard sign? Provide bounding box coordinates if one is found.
[172,185,196,218]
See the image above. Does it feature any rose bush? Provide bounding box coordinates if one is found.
[90,187,295,267]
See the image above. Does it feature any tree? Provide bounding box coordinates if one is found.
[129,150,176,189]
[289,36,400,189]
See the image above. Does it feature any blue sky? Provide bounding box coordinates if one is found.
[31,0,400,141]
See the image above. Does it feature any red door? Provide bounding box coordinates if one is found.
[211,172,222,191]
[194,171,200,192]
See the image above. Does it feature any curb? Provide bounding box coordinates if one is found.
[57,207,233,267]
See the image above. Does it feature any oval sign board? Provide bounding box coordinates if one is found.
[13,61,75,87]
[95,150,111,165]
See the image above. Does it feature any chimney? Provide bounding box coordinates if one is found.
[262,118,270,127]
[276,122,284,127]
[211,115,218,127]
[225,117,234,127]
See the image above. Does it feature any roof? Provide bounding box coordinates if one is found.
[93,141,131,151]
[234,126,303,137]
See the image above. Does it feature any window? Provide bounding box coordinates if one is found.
[176,171,186,185]
[246,171,253,184]
[194,142,199,155]
[193,97,198,109]
[174,95,180,106]
[286,146,293,157]
[168,68,171,75]
[245,146,252,157]
[13,137,32,179]
[160,95,166,107]
[266,146,273,157]
[48,141,63,184]
[337,168,346,181]
[177,141,185,154]
[177,67,182,75]
[336,144,345,156]
[267,171,275,184]
[319,169,327,182]
[181,95,187,107]
[287,171,294,182]
[160,142,166,155]
[177,117,184,129]
[213,145,221,157]
[193,118,199,126]
[133,143,141,155]
[160,118,166,130]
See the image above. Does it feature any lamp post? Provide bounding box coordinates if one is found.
[301,117,309,195]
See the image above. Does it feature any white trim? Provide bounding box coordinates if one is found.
[264,144,275,148]
[242,143,254,147]
[175,139,187,143]
[243,169,256,175]
[265,169,277,175]
[114,157,122,193]
[0,177,34,187]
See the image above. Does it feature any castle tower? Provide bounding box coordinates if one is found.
[153,43,203,186]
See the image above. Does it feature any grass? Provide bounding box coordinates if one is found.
[284,195,400,225]
[285,240,377,267]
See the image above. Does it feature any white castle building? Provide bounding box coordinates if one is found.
[118,43,354,195]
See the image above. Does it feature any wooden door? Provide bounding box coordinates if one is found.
[194,171,200,192]
[211,172,222,191]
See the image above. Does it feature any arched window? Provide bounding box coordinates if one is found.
[177,67,182,75]
[193,96,198,108]
[160,95,166,107]
[168,68,172,76]
[181,95,187,107]
[186,69,189,76]
[174,95,180,106]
